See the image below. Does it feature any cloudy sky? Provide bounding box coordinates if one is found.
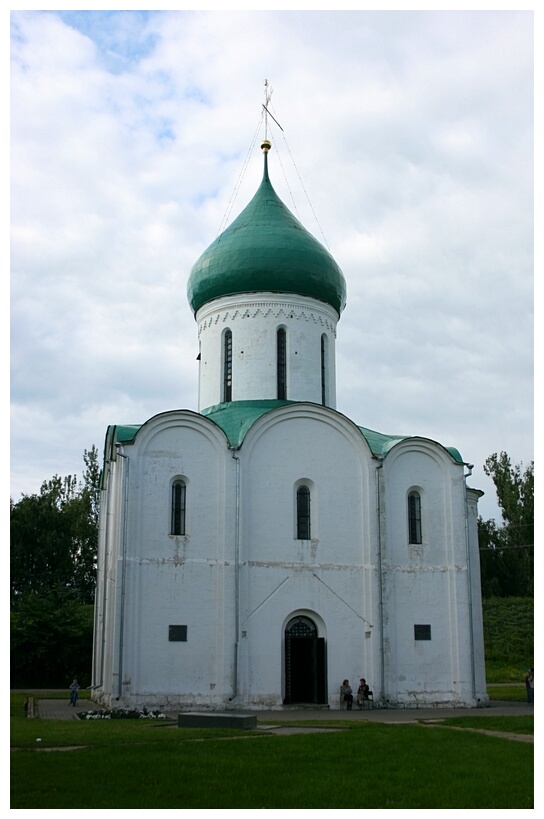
[10,10,534,522]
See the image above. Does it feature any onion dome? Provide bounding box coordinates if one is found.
[187,145,347,315]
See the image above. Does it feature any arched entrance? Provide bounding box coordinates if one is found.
[284,615,327,704]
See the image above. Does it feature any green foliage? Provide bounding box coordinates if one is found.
[479,452,534,597]
[484,452,534,535]
[10,446,100,605]
[10,447,100,687]
[10,601,94,688]
[482,597,533,682]
[10,715,533,809]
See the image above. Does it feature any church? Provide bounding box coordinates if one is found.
[92,137,488,711]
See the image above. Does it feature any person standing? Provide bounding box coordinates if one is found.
[69,678,80,706]
[525,668,534,704]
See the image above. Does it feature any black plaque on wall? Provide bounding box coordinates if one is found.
[169,625,188,642]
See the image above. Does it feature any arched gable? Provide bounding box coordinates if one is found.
[238,402,376,464]
[116,410,232,563]
[381,436,467,567]
[127,409,230,454]
[234,403,377,568]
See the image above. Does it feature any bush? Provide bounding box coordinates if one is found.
[78,707,166,720]
[483,597,533,682]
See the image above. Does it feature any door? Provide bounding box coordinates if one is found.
[284,616,327,704]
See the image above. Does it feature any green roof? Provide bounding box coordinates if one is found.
[201,401,464,462]
[355,424,463,463]
[201,400,293,448]
[103,424,142,463]
[187,153,347,315]
[103,403,463,465]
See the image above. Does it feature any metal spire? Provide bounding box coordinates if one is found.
[261,79,272,153]
[263,80,272,139]
[261,79,284,153]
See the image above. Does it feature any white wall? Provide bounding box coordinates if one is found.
[381,440,484,705]
[93,409,486,710]
[237,405,377,706]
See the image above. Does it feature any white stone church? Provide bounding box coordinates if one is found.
[92,139,488,710]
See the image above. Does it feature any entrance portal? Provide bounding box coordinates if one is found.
[284,615,327,704]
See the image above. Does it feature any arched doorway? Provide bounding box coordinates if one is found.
[284,615,327,704]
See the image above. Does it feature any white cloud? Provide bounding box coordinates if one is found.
[10,10,534,522]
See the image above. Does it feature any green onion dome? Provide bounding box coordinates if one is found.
[187,151,347,316]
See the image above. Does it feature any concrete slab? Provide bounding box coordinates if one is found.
[178,712,257,730]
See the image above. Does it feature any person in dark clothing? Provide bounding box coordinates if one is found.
[357,678,370,709]
[340,679,353,709]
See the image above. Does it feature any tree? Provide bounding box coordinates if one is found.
[478,452,534,598]
[484,452,533,546]
[10,447,100,686]
[10,446,100,605]
[10,598,95,688]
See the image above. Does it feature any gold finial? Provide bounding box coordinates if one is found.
[261,139,272,153]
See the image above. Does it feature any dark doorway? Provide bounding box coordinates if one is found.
[284,616,327,704]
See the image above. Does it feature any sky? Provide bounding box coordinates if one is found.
[10,9,535,523]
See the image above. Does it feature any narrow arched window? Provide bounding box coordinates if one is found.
[296,486,311,540]
[223,329,232,403]
[321,334,327,406]
[277,327,287,400]
[171,480,186,536]
[408,491,422,544]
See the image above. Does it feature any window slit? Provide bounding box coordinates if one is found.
[297,486,311,540]
[277,328,287,400]
[223,330,232,403]
[171,480,186,535]
[321,334,327,406]
[408,491,422,544]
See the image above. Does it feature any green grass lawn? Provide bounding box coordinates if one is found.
[442,715,533,734]
[487,684,528,702]
[11,695,533,809]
